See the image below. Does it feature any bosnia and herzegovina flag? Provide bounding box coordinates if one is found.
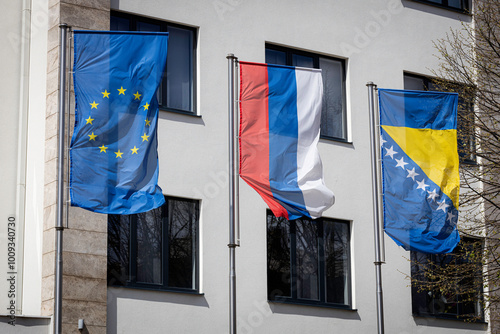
[379,89,460,254]
[239,61,335,220]
[70,31,168,214]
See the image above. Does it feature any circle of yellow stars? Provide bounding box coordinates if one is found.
[84,87,153,159]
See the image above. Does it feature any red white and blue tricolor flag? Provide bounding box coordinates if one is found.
[239,61,335,220]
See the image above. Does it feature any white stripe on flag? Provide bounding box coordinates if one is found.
[295,68,335,219]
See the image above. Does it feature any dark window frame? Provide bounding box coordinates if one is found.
[403,73,476,164]
[411,237,484,321]
[110,11,198,116]
[267,211,352,309]
[410,0,470,13]
[107,195,200,294]
[265,44,348,142]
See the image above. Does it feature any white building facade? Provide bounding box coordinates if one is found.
[0,0,493,333]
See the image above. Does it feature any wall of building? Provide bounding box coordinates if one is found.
[105,0,488,333]
[24,0,49,317]
[1,0,492,333]
[0,0,26,322]
[0,0,48,324]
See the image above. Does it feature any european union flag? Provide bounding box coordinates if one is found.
[379,89,460,254]
[70,31,168,214]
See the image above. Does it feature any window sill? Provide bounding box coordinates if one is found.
[413,313,486,324]
[269,298,355,311]
[108,283,203,296]
[460,159,477,166]
[160,107,202,118]
[320,135,352,145]
[409,0,471,15]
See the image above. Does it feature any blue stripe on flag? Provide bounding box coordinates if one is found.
[267,65,307,219]
[379,89,458,130]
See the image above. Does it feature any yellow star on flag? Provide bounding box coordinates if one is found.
[145,119,151,126]
[133,91,142,100]
[101,90,110,98]
[85,116,94,125]
[99,145,108,153]
[88,132,97,141]
[131,146,139,154]
[115,150,123,158]
[118,86,126,95]
[90,101,99,109]
[142,102,150,110]
[141,133,150,142]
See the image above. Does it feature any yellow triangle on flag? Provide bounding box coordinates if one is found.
[382,125,460,209]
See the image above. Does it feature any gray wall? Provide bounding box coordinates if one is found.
[4,0,489,333]
[106,0,488,333]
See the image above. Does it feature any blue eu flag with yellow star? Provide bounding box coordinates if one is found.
[379,89,460,254]
[70,31,168,214]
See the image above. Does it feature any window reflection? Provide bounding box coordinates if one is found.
[411,238,483,319]
[108,215,130,285]
[136,208,162,284]
[267,215,291,299]
[324,221,349,304]
[295,220,319,300]
[111,12,196,114]
[320,58,345,140]
[267,212,351,307]
[168,199,197,289]
[265,45,347,141]
[107,196,199,292]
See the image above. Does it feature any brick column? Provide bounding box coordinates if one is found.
[42,1,110,333]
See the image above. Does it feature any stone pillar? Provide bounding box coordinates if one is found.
[42,1,110,333]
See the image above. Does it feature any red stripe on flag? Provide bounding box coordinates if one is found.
[239,62,288,219]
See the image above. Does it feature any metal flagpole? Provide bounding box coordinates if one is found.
[367,82,385,334]
[54,23,69,334]
[227,53,240,334]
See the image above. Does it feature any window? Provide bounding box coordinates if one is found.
[265,45,347,141]
[267,211,351,308]
[404,74,476,163]
[108,196,199,292]
[411,238,483,320]
[411,0,470,12]
[111,12,196,115]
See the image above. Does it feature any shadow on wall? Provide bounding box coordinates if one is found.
[269,302,361,321]
[413,316,488,331]
[107,286,210,332]
[0,315,51,334]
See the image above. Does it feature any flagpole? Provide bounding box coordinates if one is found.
[54,22,69,334]
[54,23,69,334]
[367,82,385,334]
[227,53,240,334]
